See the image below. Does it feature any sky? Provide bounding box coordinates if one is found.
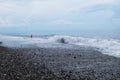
[0,0,120,36]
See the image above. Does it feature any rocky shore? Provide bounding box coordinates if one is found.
[0,46,120,80]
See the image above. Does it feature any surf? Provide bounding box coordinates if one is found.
[0,34,120,57]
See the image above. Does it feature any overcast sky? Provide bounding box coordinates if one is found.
[0,0,120,34]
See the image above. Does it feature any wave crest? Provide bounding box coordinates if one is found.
[0,34,120,57]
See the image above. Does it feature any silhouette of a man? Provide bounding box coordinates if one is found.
[31,34,33,38]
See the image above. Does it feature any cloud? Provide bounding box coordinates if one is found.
[0,19,4,26]
[0,0,119,27]
[0,0,118,16]
[87,10,115,19]
[50,19,84,25]
[0,17,14,27]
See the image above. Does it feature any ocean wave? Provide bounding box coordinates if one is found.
[0,34,120,57]
[49,35,120,57]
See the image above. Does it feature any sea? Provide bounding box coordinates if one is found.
[0,27,120,57]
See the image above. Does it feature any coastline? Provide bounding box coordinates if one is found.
[0,46,120,80]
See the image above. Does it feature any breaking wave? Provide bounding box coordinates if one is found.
[50,35,120,57]
[0,34,120,57]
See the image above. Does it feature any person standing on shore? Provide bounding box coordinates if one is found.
[30,34,33,38]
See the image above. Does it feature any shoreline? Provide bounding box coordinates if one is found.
[0,46,120,80]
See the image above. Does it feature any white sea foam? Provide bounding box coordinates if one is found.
[0,34,120,57]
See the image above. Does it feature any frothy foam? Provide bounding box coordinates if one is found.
[50,35,120,57]
[0,34,120,57]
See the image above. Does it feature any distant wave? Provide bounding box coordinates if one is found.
[0,34,120,57]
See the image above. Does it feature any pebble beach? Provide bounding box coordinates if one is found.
[0,46,120,80]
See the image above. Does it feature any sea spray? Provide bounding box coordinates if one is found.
[0,34,120,57]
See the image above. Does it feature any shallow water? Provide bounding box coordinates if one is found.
[0,34,120,57]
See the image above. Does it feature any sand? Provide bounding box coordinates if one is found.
[0,46,120,80]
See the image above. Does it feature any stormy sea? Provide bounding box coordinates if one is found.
[0,34,120,80]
